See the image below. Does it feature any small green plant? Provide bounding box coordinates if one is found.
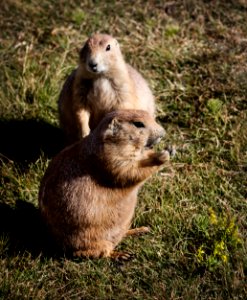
[164,23,180,38]
[207,98,223,115]
[193,208,242,271]
[71,8,86,25]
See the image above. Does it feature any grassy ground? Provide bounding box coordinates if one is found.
[0,0,246,299]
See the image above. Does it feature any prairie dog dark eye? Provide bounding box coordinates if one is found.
[106,44,111,51]
[132,121,145,128]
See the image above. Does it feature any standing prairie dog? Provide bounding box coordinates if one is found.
[58,33,155,143]
[39,110,169,259]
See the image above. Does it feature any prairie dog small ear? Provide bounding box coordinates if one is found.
[104,118,121,138]
[79,42,88,62]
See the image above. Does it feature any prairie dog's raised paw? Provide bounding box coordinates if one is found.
[157,150,170,163]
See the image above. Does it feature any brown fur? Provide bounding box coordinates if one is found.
[39,110,169,259]
[58,33,155,143]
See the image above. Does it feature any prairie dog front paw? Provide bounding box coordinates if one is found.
[156,150,170,163]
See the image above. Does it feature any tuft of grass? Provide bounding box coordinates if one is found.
[207,98,223,115]
[71,8,86,26]
[0,0,246,299]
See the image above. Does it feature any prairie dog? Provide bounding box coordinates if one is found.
[58,33,155,143]
[39,110,169,259]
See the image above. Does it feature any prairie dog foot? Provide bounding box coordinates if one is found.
[73,249,110,258]
[126,226,150,237]
[110,251,134,261]
[73,241,113,258]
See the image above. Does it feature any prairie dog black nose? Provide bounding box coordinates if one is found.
[89,60,98,71]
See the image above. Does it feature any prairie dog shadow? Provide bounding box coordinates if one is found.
[0,119,65,167]
[0,119,66,257]
[0,200,58,257]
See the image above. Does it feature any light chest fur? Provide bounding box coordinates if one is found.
[87,77,138,127]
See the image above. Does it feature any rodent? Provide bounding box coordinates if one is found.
[58,33,155,143]
[39,109,170,259]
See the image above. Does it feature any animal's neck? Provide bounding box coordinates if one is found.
[94,147,144,187]
[108,61,129,83]
[107,62,134,97]
[78,62,135,103]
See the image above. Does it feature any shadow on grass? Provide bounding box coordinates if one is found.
[0,119,64,256]
[0,118,65,167]
[0,200,59,258]
[0,119,66,257]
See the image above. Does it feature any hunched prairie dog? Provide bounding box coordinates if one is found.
[58,33,155,143]
[39,110,169,259]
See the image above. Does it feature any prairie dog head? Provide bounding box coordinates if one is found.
[79,33,124,75]
[93,110,165,160]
